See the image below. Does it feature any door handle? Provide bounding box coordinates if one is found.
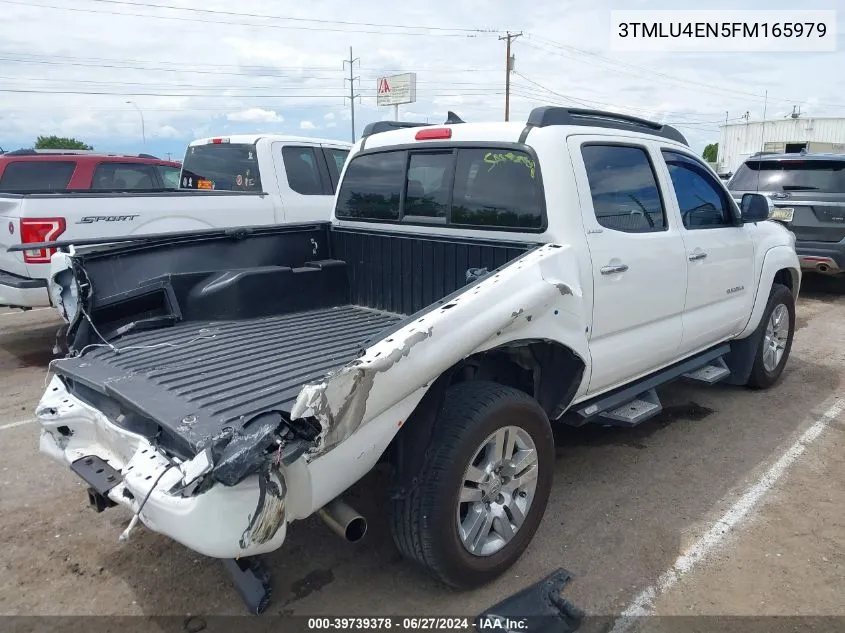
[688,252,708,261]
[600,264,629,275]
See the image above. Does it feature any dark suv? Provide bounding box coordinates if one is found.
[728,152,845,278]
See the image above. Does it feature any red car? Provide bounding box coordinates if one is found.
[0,149,182,192]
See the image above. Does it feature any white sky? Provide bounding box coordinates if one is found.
[1,0,843,158]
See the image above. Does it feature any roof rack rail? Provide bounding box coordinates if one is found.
[361,120,431,139]
[523,107,688,146]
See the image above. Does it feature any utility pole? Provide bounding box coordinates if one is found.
[343,47,360,143]
[499,31,522,121]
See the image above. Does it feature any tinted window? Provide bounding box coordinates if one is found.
[282,146,325,195]
[181,143,261,191]
[581,145,666,233]
[405,152,452,218]
[335,151,405,220]
[335,148,544,229]
[324,148,350,192]
[327,149,349,177]
[0,161,75,191]
[729,159,845,193]
[158,165,181,189]
[451,149,542,228]
[662,151,732,229]
[92,163,158,190]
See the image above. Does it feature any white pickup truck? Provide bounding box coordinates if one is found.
[34,108,800,614]
[0,135,350,310]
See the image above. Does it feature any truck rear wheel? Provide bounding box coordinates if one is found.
[746,283,795,389]
[389,380,554,589]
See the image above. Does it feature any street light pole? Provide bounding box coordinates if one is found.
[126,100,146,147]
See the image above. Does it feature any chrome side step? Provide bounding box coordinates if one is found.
[598,388,662,427]
[682,357,730,384]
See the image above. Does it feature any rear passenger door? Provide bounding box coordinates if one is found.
[272,144,335,223]
[569,137,688,394]
[657,150,755,354]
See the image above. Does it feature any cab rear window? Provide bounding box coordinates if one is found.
[335,147,544,230]
[180,143,262,191]
[0,161,76,191]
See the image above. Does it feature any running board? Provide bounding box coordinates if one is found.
[598,388,662,427]
[682,357,730,384]
[563,344,731,427]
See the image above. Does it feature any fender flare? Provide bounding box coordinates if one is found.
[736,245,800,340]
[724,245,799,386]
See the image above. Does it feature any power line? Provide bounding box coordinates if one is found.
[525,35,845,110]
[83,0,500,33]
[1,0,495,37]
[511,72,735,124]
[0,75,502,91]
[0,49,502,73]
[0,87,504,98]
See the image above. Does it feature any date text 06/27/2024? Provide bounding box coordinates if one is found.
[305,616,531,630]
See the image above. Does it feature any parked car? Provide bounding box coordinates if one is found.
[0,149,181,192]
[0,136,350,310]
[33,108,799,613]
[728,152,845,278]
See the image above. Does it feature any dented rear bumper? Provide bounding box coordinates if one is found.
[36,376,289,559]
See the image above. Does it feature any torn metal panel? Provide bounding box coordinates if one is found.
[240,465,287,549]
[293,244,589,454]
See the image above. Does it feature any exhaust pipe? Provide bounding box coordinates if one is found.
[318,499,368,542]
[818,264,829,273]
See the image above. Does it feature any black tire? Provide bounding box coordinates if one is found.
[388,380,554,589]
[746,283,795,389]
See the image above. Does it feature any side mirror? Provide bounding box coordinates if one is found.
[740,193,773,223]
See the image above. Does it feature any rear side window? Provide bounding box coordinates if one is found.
[181,143,262,191]
[581,145,666,233]
[157,165,181,189]
[282,146,324,195]
[0,161,76,191]
[92,163,158,190]
[326,148,349,179]
[323,148,350,193]
[335,147,544,229]
[729,159,845,193]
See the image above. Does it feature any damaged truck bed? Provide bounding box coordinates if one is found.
[36,221,552,568]
[53,305,402,462]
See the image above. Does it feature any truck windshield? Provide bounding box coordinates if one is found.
[730,160,845,193]
[180,143,262,191]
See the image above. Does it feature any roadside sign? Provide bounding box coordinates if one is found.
[376,73,417,107]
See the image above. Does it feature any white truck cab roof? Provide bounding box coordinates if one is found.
[190,134,351,148]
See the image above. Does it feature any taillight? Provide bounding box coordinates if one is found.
[210,137,229,144]
[20,218,66,264]
[415,127,452,140]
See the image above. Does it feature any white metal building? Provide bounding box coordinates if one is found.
[717,116,845,174]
